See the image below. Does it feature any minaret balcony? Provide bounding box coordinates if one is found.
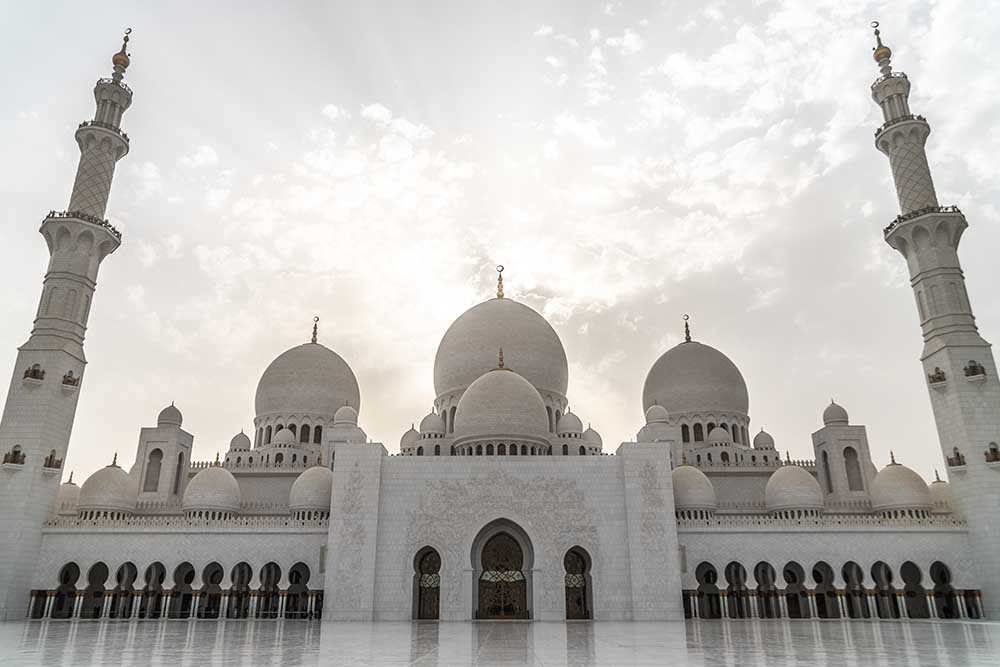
[43,210,122,242]
[77,120,129,144]
[96,77,132,96]
[874,114,926,138]
[883,205,963,237]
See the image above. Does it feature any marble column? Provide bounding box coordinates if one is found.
[928,592,938,618]
[72,593,84,619]
[898,592,909,619]
[43,591,54,618]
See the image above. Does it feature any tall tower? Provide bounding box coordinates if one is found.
[872,23,1000,615]
[0,31,133,620]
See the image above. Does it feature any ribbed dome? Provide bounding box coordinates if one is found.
[583,426,602,447]
[255,343,360,420]
[708,427,732,445]
[557,412,583,434]
[765,465,824,513]
[400,426,420,448]
[78,464,136,513]
[753,429,775,450]
[645,404,670,424]
[419,411,445,435]
[453,368,550,445]
[334,405,358,425]
[929,478,953,513]
[434,298,568,401]
[289,466,333,512]
[56,479,80,515]
[870,463,932,512]
[823,401,849,426]
[229,431,251,451]
[158,403,183,427]
[183,466,241,513]
[643,341,749,416]
[672,466,717,511]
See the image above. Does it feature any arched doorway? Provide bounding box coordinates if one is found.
[257,562,281,619]
[472,520,533,619]
[199,563,225,619]
[782,562,809,619]
[169,562,196,619]
[51,562,80,619]
[414,547,441,620]
[724,562,750,619]
[228,562,252,619]
[812,561,840,619]
[80,562,109,618]
[564,547,592,620]
[109,562,137,619]
[871,561,900,619]
[286,562,311,619]
[900,561,930,619]
[754,562,779,618]
[930,561,960,619]
[138,562,166,619]
[842,561,869,619]
[695,562,722,619]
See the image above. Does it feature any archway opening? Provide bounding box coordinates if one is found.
[724,561,750,619]
[80,562,109,619]
[286,562,311,619]
[695,562,722,619]
[930,561,960,619]
[51,562,80,619]
[564,547,592,620]
[138,562,166,619]
[257,562,282,619]
[811,561,840,618]
[414,547,441,620]
[900,561,930,619]
[109,562,137,619]
[199,562,225,619]
[169,562,196,619]
[871,561,900,619]
[782,562,809,619]
[228,562,253,619]
[472,519,533,619]
[754,562,779,618]
[842,561,869,619]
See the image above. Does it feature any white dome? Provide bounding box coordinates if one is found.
[419,411,445,435]
[400,426,420,448]
[583,426,602,447]
[672,466,717,511]
[334,405,359,425]
[753,428,775,450]
[229,431,251,451]
[823,401,849,426]
[557,412,583,434]
[765,465,824,513]
[453,368,550,446]
[434,298,568,401]
[56,479,80,515]
[645,404,670,424]
[707,426,732,445]
[78,463,136,513]
[929,478,953,513]
[183,466,241,513]
[255,342,360,420]
[289,466,333,512]
[870,463,932,512]
[643,341,749,416]
[157,403,183,427]
[272,428,296,447]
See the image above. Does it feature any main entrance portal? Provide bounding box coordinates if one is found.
[478,532,528,619]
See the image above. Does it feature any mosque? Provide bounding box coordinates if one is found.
[1,25,999,624]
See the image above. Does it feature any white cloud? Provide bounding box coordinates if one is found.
[553,113,616,149]
[533,26,553,37]
[179,145,219,168]
[361,103,393,124]
[322,104,344,121]
[606,28,644,55]
[545,55,563,69]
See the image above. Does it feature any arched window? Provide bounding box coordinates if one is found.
[256,428,262,447]
[143,449,163,492]
[844,447,863,491]
[682,424,690,443]
[276,423,284,433]
[521,444,527,455]
[579,445,586,456]
[821,451,833,493]
[497,443,505,455]
[434,444,441,456]
[720,452,729,464]
[694,424,704,442]
[449,407,457,434]
[476,445,483,456]
[547,406,554,433]
[288,424,297,436]
[300,425,311,443]
[562,444,568,455]
[486,444,493,455]
[236,456,242,467]
[265,426,272,444]
[275,453,284,466]
[313,425,323,444]
[173,453,185,495]
[417,446,423,456]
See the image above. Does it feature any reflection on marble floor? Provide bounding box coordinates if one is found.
[1,619,999,666]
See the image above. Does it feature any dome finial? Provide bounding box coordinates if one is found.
[890,450,897,465]
[68,470,74,484]
[111,451,118,467]
[214,452,221,466]
[111,28,132,81]
[498,346,505,369]
[496,265,505,299]
[683,314,691,343]
[871,21,892,64]
[311,316,319,344]
[934,468,941,482]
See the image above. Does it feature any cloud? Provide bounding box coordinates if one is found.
[606,28,644,55]
[179,145,219,168]
[533,26,553,37]
[553,113,616,149]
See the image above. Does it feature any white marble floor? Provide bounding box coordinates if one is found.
[1,619,999,666]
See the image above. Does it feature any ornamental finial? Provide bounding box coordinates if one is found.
[890,450,897,465]
[871,21,892,63]
[496,265,505,299]
[311,316,319,344]
[683,314,691,343]
[498,346,505,369]
[68,471,74,484]
[214,452,221,466]
[112,28,132,80]
[111,451,118,467]
[935,468,941,482]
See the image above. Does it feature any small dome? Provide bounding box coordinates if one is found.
[419,411,445,435]
[645,404,670,424]
[401,426,420,448]
[255,343,360,422]
[271,428,296,447]
[765,465,824,513]
[334,404,359,426]
[557,412,583,434]
[753,428,775,450]
[289,466,333,512]
[56,479,80,515]
[453,367,550,446]
[229,431,251,451]
[929,478,953,513]
[707,427,732,445]
[870,463,932,513]
[823,401,849,426]
[583,426,602,447]
[78,463,136,513]
[183,466,241,514]
[643,341,749,417]
[157,403,183,428]
[672,466,717,511]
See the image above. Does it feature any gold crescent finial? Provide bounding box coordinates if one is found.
[311,316,319,344]
[498,346,505,369]
[934,468,941,482]
[683,314,691,343]
[890,450,897,465]
[68,471,74,484]
[496,265,505,299]
[871,20,892,62]
[112,28,132,73]
[111,451,118,466]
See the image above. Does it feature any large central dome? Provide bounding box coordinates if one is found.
[642,340,748,416]
[255,342,360,420]
[434,298,568,401]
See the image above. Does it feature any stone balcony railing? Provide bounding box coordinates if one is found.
[884,205,963,236]
[192,458,320,471]
[45,210,123,242]
[78,120,129,143]
[871,71,907,87]
[44,513,328,531]
[677,512,965,530]
[874,114,926,136]
[96,77,132,95]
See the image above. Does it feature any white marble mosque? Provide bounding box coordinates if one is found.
[1,25,1000,639]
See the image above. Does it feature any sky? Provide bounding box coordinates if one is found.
[1,0,998,484]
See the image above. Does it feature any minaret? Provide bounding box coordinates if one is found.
[0,31,133,620]
[872,23,1000,616]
